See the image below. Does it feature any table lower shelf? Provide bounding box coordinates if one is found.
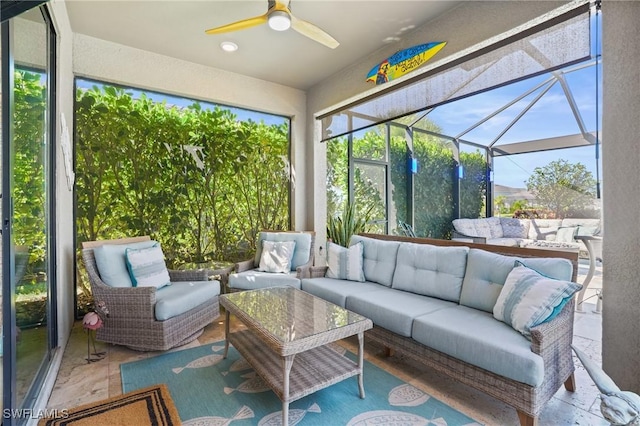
[229,329,361,403]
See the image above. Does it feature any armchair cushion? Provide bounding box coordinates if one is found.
[258,240,296,273]
[229,270,300,290]
[254,232,312,271]
[125,244,171,289]
[93,239,158,287]
[155,280,220,321]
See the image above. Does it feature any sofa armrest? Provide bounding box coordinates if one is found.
[303,265,329,278]
[91,282,157,321]
[296,258,315,279]
[235,259,256,273]
[452,230,487,244]
[529,298,575,357]
[168,269,208,282]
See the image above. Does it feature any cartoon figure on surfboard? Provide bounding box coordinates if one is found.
[366,42,447,85]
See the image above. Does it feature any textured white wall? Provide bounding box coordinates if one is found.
[305,1,564,259]
[602,1,640,393]
[72,33,308,230]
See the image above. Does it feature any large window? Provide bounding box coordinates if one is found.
[74,80,291,311]
[325,3,600,239]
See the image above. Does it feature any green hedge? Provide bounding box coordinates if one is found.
[327,129,486,239]
[75,85,291,266]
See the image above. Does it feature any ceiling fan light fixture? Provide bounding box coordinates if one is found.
[268,11,291,31]
[220,41,239,52]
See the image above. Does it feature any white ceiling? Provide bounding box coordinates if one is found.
[65,0,461,90]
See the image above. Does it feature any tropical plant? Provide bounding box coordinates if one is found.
[526,159,596,218]
[327,202,371,247]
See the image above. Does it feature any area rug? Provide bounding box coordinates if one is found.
[38,384,180,426]
[121,342,481,425]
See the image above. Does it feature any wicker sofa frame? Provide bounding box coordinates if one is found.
[301,233,579,426]
[227,231,315,293]
[81,236,220,351]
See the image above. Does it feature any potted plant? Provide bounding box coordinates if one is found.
[327,202,372,247]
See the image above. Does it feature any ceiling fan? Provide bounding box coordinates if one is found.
[205,0,339,49]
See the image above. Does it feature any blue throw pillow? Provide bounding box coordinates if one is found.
[93,240,158,287]
[125,243,171,289]
[493,261,582,338]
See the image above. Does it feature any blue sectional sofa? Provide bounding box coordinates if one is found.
[300,233,580,426]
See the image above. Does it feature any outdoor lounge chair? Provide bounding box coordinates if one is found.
[226,231,315,292]
[81,236,220,351]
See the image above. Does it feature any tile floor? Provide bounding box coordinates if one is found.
[46,294,606,426]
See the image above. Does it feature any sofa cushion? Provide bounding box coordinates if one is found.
[493,263,582,338]
[453,218,492,238]
[485,238,520,247]
[500,218,530,239]
[561,218,600,229]
[486,217,503,238]
[350,235,400,287]
[155,280,220,321]
[554,226,578,243]
[301,277,386,308]
[459,248,573,313]
[125,243,171,289]
[391,243,468,302]
[452,219,476,237]
[346,288,456,337]
[254,232,312,271]
[326,241,365,282]
[527,219,563,240]
[258,240,296,273]
[229,270,300,290]
[412,305,544,386]
[94,239,158,287]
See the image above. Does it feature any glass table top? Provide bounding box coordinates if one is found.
[221,287,370,344]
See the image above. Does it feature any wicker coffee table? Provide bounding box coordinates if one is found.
[220,286,373,426]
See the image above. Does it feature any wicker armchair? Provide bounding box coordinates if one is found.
[81,236,220,351]
[225,231,315,292]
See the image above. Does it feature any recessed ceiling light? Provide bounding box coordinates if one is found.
[220,41,238,52]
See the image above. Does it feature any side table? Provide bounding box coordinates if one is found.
[574,235,603,312]
[178,262,234,293]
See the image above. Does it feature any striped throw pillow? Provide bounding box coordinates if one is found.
[125,243,171,289]
[493,261,581,338]
[326,241,365,282]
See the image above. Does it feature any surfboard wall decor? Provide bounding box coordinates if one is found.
[366,41,447,85]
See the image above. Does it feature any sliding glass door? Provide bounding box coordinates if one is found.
[2,3,57,423]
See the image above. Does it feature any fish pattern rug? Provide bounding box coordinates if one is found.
[121,342,481,425]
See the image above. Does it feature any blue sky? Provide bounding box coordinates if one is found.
[433,61,602,189]
[435,13,603,189]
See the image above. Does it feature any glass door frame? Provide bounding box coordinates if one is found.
[2,2,58,422]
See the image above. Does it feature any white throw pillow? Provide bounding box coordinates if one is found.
[493,261,582,338]
[125,243,171,289]
[258,240,296,273]
[325,241,365,282]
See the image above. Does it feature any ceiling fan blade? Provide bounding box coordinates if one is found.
[290,15,339,49]
[205,14,268,35]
